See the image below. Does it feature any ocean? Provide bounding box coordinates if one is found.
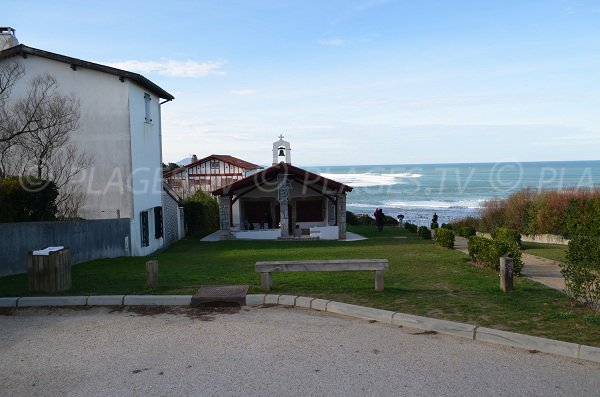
[306,160,600,227]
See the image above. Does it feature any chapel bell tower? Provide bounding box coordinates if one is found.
[272,134,291,165]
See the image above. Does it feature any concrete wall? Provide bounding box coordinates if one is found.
[128,83,164,255]
[0,219,130,277]
[7,56,135,220]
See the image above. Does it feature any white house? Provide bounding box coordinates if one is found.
[0,27,180,256]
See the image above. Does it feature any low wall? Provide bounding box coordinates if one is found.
[521,234,570,245]
[0,219,130,277]
[476,232,569,245]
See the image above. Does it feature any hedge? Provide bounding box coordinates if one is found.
[182,190,219,235]
[560,235,600,307]
[0,177,58,222]
[418,226,432,240]
[435,228,455,249]
[467,234,523,275]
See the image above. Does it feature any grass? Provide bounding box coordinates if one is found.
[522,241,568,262]
[1,225,598,346]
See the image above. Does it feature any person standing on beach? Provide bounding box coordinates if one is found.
[374,208,384,232]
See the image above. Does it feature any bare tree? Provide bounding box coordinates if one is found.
[0,60,91,218]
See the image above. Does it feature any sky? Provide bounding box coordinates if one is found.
[4,0,600,166]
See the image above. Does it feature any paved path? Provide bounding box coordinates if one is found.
[454,236,566,292]
[1,306,598,397]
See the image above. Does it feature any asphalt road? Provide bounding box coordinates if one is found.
[1,306,599,397]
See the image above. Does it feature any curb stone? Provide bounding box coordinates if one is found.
[278,295,297,306]
[0,297,18,308]
[310,299,329,311]
[327,301,394,324]
[476,327,580,358]
[87,295,124,306]
[392,312,477,340]
[245,294,265,306]
[18,296,88,307]
[122,295,191,306]
[4,295,600,365]
[294,296,314,308]
[264,294,280,305]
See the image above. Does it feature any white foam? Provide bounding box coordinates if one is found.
[320,172,422,187]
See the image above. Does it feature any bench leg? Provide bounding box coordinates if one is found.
[260,272,272,292]
[375,270,384,292]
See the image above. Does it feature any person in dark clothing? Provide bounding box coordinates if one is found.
[374,208,384,232]
[266,211,273,229]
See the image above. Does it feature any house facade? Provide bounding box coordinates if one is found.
[164,154,262,199]
[0,28,180,256]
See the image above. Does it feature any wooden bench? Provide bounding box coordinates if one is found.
[255,259,389,292]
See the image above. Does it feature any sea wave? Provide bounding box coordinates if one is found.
[320,172,422,187]
[348,200,484,209]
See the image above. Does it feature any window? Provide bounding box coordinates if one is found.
[144,93,152,124]
[210,160,220,169]
[154,206,163,238]
[140,210,149,247]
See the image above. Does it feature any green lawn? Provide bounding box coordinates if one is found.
[522,241,568,262]
[1,226,598,346]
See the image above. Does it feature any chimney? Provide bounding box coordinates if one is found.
[191,154,198,163]
[0,27,19,51]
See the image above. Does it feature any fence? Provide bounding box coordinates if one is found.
[0,218,130,277]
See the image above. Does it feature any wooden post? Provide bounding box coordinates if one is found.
[146,260,159,289]
[500,257,513,292]
[260,272,272,292]
[375,270,384,292]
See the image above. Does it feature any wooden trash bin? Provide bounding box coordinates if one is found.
[28,248,71,292]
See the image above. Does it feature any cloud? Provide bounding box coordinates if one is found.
[318,38,346,46]
[97,59,226,77]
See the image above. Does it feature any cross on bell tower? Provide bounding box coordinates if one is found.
[272,134,292,165]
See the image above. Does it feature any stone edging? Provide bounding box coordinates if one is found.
[248,294,600,364]
[1,294,599,364]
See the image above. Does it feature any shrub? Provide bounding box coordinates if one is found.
[435,228,455,248]
[346,211,359,225]
[0,177,58,222]
[467,236,499,270]
[404,222,418,233]
[467,235,523,275]
[560,235,600,307]
[449,216,479,236]
[383,215,399,226]
[491,227,522,247]
[418,226,432,240]
[441,223,452,230]
[182,190,219,235]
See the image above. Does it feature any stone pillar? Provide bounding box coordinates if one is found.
[278,174,293,238]
[336,193,347,240]
[500,256,514,292]
[328,199,336,226]
[218,196,231,239]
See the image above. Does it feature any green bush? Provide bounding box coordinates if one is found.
[383,215,399,226]
[418,226,432,240]
[435,228,455,249]
[0,177,58,222]
[467,234,523,275]
[560,235,600,307]
[404,222,418,233]
[458,226,476,238]
[182,190,219,236]
[441,223,452,230]
[467,236,499,269]
[491,227,522,247]
[346,211,376,226]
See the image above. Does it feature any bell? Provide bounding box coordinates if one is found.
[278,148,285,156]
